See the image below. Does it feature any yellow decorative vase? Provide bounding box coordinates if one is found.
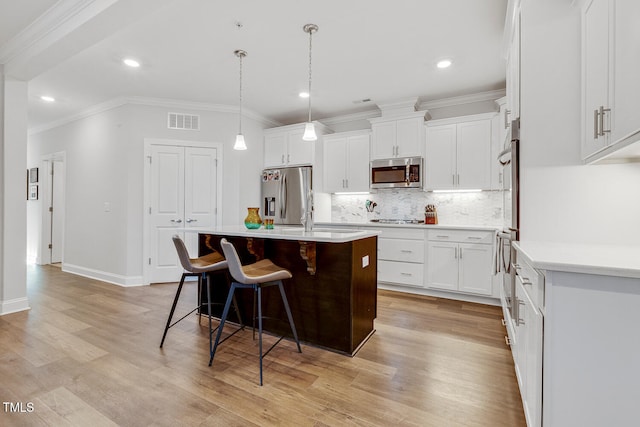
[244,207,262,229]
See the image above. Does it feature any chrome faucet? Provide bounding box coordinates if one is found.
[300,167,313,232]
[301,189,314,232]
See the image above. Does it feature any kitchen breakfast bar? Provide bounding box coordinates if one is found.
[197,226,379,355]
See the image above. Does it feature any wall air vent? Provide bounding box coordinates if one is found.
[168,113,200,130]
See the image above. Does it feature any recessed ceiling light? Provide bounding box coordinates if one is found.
[40,96,55,102]
[437,59,453,69]
[299,92,310,98]
[123,58,140,68]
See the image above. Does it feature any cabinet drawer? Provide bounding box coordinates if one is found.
[375,227,426,240]
[427,229,494,244]
[378,260,424,287]
[378,238,425,263]
[516,259,545,311]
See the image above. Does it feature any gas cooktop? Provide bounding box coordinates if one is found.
[369,219,425,224]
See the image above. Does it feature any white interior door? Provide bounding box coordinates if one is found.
[183,147,218,252]
[51,160,64,263]
[148,144,218,283]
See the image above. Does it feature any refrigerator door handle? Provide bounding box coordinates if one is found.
[281,175,288,218]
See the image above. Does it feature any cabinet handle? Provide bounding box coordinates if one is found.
[452,174,456,186]
[287,154,290,163]
[467,236,482,240]
[457,174,460,186]
[499,172,503,184]
[400,272,412,276]
[454,247,458,259]
[282,154,285,164]
[501,318,506,326]
[504,336,512,346]
[459,247,463,259]
[599,106,611,137]
[594,109,600,139]
[345,179,349,188]
[436,235,450,238]
[400,250,413,253]
[522,279,532,286]
[504,109,511,129]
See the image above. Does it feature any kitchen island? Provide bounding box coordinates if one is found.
[197,226,379,355]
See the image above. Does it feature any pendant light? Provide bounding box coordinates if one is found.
[302,24,318,141]
[234,49,248,150]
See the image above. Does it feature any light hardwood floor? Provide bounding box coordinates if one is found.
[0,265,526,426]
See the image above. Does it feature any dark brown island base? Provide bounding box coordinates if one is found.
[197,227,379,355]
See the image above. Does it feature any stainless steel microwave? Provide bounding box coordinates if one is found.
[370,157,423,189]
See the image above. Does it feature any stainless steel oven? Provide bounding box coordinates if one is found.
[370,156,423,189]
[497,118,520,324]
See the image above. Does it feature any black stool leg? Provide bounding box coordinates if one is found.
[277,280,302,353]
[209,282,238,366]
[197,273,202,325]
[257,284,264,386]
[205,272,214,359]
[160,273,187,348]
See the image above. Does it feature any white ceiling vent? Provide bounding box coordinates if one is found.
[168,113,200,130]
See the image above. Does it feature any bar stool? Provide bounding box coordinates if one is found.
[209,238,302,385]
[160,235,243,358]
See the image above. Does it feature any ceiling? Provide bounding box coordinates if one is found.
[0,0,508,130]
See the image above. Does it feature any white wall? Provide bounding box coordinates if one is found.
[1,76,29,314]
[27,102,267,283]
[519,0,640,245]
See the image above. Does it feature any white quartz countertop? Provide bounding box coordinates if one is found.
[192,225,379,243]
[514,241,640,279]
[315,221,500,232]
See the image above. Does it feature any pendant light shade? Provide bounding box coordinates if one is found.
[234,49,248,150]
[302,24,318,142]
[302,122,316,141]
[234,134,247,150]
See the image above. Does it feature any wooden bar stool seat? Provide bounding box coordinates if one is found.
[209,238,302,385]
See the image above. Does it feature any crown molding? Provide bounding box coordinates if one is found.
[320,109,381,126]
[418,89,506,110]
[0,0,116,67]
[28,96,281,135]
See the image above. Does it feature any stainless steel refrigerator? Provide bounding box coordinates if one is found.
[261,166,313,226]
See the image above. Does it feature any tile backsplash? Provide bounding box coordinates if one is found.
[331,190,504,226]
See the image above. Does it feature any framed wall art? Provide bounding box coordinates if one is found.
[29,184,38,201]
[29,167,39,183]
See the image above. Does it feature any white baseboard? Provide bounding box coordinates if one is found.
[0,297,31,315]
[62,264,145,287]
[378,282,500,306]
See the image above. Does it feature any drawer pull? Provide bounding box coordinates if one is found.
[522,279,532,286]
[436,235,450,238]
[504,336,511,346]
[400,272,412,276]
[467,236,483,240]
[400,250,413,253]
[501,318,506,326]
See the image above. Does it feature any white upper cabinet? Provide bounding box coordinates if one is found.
[425,114,494,191]
[505,4,520,123]
[323,131,370,193]
[491,97,510,190]
[582,0,640,163]
[263,122,330,168]
[369,113,427,160]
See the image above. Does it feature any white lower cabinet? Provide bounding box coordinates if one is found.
[426,229,494,296]
[377,228,426,288]
[512,260,543,427]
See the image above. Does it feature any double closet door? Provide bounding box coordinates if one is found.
[149,145,218,283]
